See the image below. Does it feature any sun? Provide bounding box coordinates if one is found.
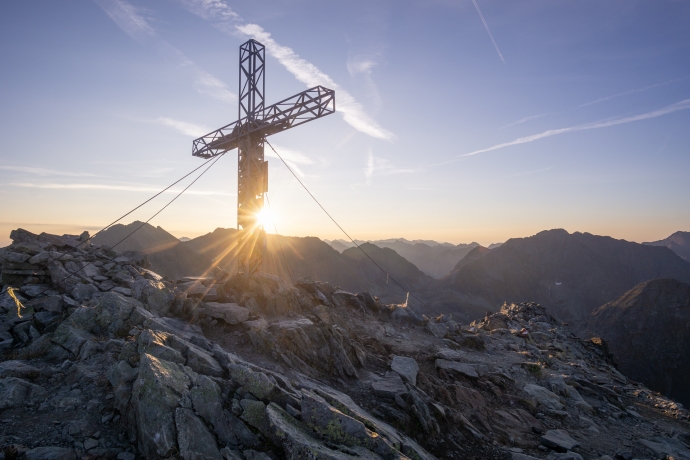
[255,207,273,229]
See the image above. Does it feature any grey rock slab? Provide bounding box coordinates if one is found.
[371,372,408,399]
[512,454,541,460]
[132,354,191,459]
[391,355,419,386]
[435,348,466,361]
[33,311,63,333]
[0,360,41,379]
[301,390,402,458]
[175,407,223,460]
[0,377,46,409]
[202,302,250,325]
[20,284,51,297]
[111,287,132,296]
[242,318,268,331]
[25,447,77,460]
[186,344,224,377]
[71,283,99,301]
[524,384,565,412]
[540,429,579,452]
[230,363,275,400]
[219,448,243,460]
[427,322,448,338]
[106,360,138,387]
[93,292,149,336]
[265,402,379,460]
[189,375,248,446]
[242,451,272,460]
[545,453,584,460]
[52,325,95,356]
[637,437,690,459]
[132,278,174,316]
[435,359,478,378]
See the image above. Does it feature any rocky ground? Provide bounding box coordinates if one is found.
[1,228,689,460]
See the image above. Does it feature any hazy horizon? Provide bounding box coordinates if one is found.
[2,1,689,249]
[0,220,685,250]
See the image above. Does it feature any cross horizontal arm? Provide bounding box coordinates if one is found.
[192,86,335,158]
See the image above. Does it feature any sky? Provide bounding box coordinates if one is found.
[1,0,689,248]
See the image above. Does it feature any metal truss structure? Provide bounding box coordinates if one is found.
[192,39,335,274]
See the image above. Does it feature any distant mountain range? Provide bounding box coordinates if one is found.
[93,223,425,304]
[92,222,212,280]
[644,231,690,262]
[585,278,690,407]
[93,223,690,327]
[325,238,501,278]
[425,229,690,326]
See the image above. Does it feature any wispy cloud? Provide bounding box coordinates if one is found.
[94,0,155,41]
[94,0,236,103]
[265,144,314,177]
[576,78,687,109]
[501,113,551,129]
[0,165,98,177]
[348,55,382,109]
[171,0,394,141]
[463,98,690,157]
[11,182,233,196]
[365,151,414,185]
[154,117,211,137]
[238,24,395,141]
[471,0,505,64]
[503,78,687,129]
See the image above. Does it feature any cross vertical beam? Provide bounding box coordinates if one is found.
[237,40,267,274]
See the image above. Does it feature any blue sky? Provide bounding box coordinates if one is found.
[1,0,689,247]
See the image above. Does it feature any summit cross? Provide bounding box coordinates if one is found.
[192,39,335,274]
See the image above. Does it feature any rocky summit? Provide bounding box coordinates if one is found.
[1,228,690,460]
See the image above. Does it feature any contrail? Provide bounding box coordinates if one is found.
[472,0,505,64]
[463,98,690,157]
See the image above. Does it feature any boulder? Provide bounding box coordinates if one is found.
[94,292,151,337]
[25,447,77,460]
[175,407,223,460]
[186,344,224,377]
[540,429,579,452]
[0,360,41,379]
[301,390,401,458]
[229,364,275,400]
[391,355,419,386]
[0,377,46,409]
[371,372,408,399]
[132,354,191,459]
[106,360,139,387]
[201,302,250,324]
[132,278,174,316]
[265,402,371,460]
[71,283,99,301]
[435,359,478,378]
[427,322,448,338]
[524,384,565,412]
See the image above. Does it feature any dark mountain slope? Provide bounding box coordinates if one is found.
[452,245,491,272]
[427,229,690,327]
[585,278,690,406]
[341,243,433,303]
[182,229,429,303]
[645,231,690,262]
[92,221,212,279]
[371,240,479,278]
